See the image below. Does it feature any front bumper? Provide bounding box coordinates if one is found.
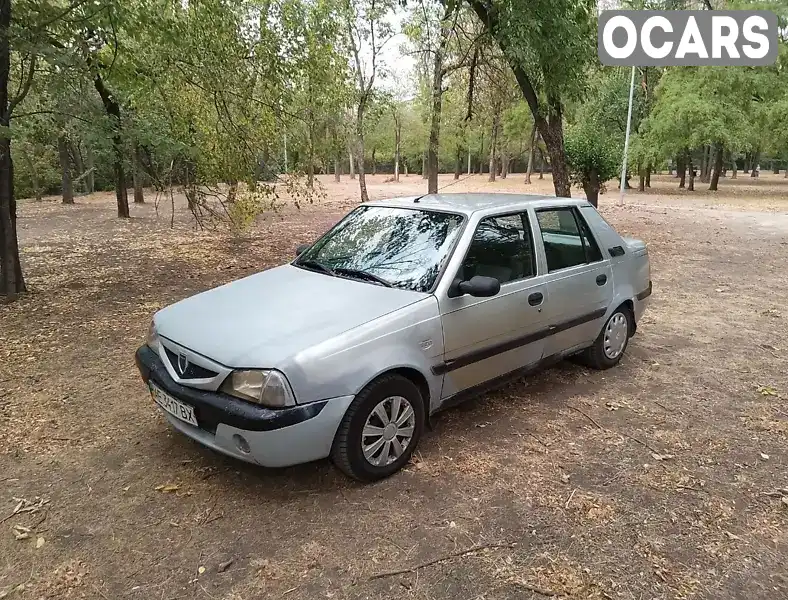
[135,345,353,467]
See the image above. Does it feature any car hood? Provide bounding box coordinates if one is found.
[154,264,427,367]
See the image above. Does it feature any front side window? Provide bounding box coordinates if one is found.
[536,208,602,272]
[459,213,535,285]
[295,206,464,292]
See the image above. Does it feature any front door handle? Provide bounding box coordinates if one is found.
[528,292,543,306]
[596,274,607,286]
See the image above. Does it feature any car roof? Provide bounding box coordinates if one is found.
[362,193,591,216]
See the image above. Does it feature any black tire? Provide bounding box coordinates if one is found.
[331,374,425,482]
[581,306,633,370]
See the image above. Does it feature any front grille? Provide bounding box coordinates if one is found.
[163,347,218,380]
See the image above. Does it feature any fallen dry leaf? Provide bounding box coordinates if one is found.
[756,386,778,396]
[155,484,180,493]
[651,453,675,461]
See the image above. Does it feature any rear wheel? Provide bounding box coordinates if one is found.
[331,374,424,481]
[581,307,633,370]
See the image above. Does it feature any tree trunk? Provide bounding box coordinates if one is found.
[675,154,684,180]
[488,111,498,182]
[468,1,571,197]
[84,145,95,193]
[582,168,600,207]
[500,150,508,179]
[454,145,461,180]
[0,136,24,297]
[307,124,315,189]
[354,102,368,202]
[132,144,145,203]
[637,161,644,192]
[709,142,724,191]
[0,0,25,298]
[58,136,74,205]
[750,151,760,177]
[705,146,715,182]
[93,74,129,218]
[687,151,695,191]
[422,151,427,179]
[371,148,376,176]
[467,147,471,175]
[348,146,355,179]
[539,117,570,195]
[477,131,485,174]
[403,159,408,176]
[524,123,537,184]
[226,180,238,203]
[731,157,737,179]
[21,148,41,201]
[393,114,401,182]
[538,147,544,179]
[645,163,651,187]
[773,160,780,175]
[427,13,450,195]
[69,141,86,194]
[699,145,709,183]
[334,156,340,182]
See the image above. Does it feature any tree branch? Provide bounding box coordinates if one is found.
[467,0,543,123]
[12,109,92,124]
[368,542,516,580]
[32,0,92,32]
[7,56,37,117]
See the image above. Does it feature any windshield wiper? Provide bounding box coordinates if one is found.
[297,260,336,277]
[334,267,393,287]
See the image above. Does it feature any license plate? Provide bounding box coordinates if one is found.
[150,382,198,427]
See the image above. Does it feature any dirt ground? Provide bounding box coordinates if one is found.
[1,172,787,600]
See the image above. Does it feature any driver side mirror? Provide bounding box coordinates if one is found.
[451,275,501,298]
[295,243,310,257]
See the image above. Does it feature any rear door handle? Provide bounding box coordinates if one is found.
[596,274,607,286]
[528,292,543,306]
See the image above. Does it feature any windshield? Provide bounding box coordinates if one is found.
[295,205,465,292]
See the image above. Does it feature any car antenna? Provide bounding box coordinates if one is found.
[413,193,430,203]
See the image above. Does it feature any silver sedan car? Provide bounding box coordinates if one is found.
[135,194,652,481]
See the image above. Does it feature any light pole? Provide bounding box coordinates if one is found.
[619,65,636,206]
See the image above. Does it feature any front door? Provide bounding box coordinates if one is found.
[533,206,614,357]
[437,212,550,399]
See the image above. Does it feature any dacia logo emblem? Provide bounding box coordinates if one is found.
[177,353,189,376]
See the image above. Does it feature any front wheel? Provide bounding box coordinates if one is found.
[581,307,633,370]
[331,374,425,481]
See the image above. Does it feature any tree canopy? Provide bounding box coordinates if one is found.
[1,0,787,298]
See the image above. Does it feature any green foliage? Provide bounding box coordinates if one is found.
[564,125,619,194]
[643,68,753,157]
[490,0,597,105]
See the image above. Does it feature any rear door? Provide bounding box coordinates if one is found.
[437,211,550,398]
[533,206,613,357]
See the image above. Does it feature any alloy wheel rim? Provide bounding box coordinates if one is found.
[603,312,628,359]
[362,396,415,467]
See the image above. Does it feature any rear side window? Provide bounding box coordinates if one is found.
[536,208,603,272]
[460,213,536,284]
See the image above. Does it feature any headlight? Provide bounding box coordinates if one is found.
[147,321,160,352]
[220,370,296,408]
